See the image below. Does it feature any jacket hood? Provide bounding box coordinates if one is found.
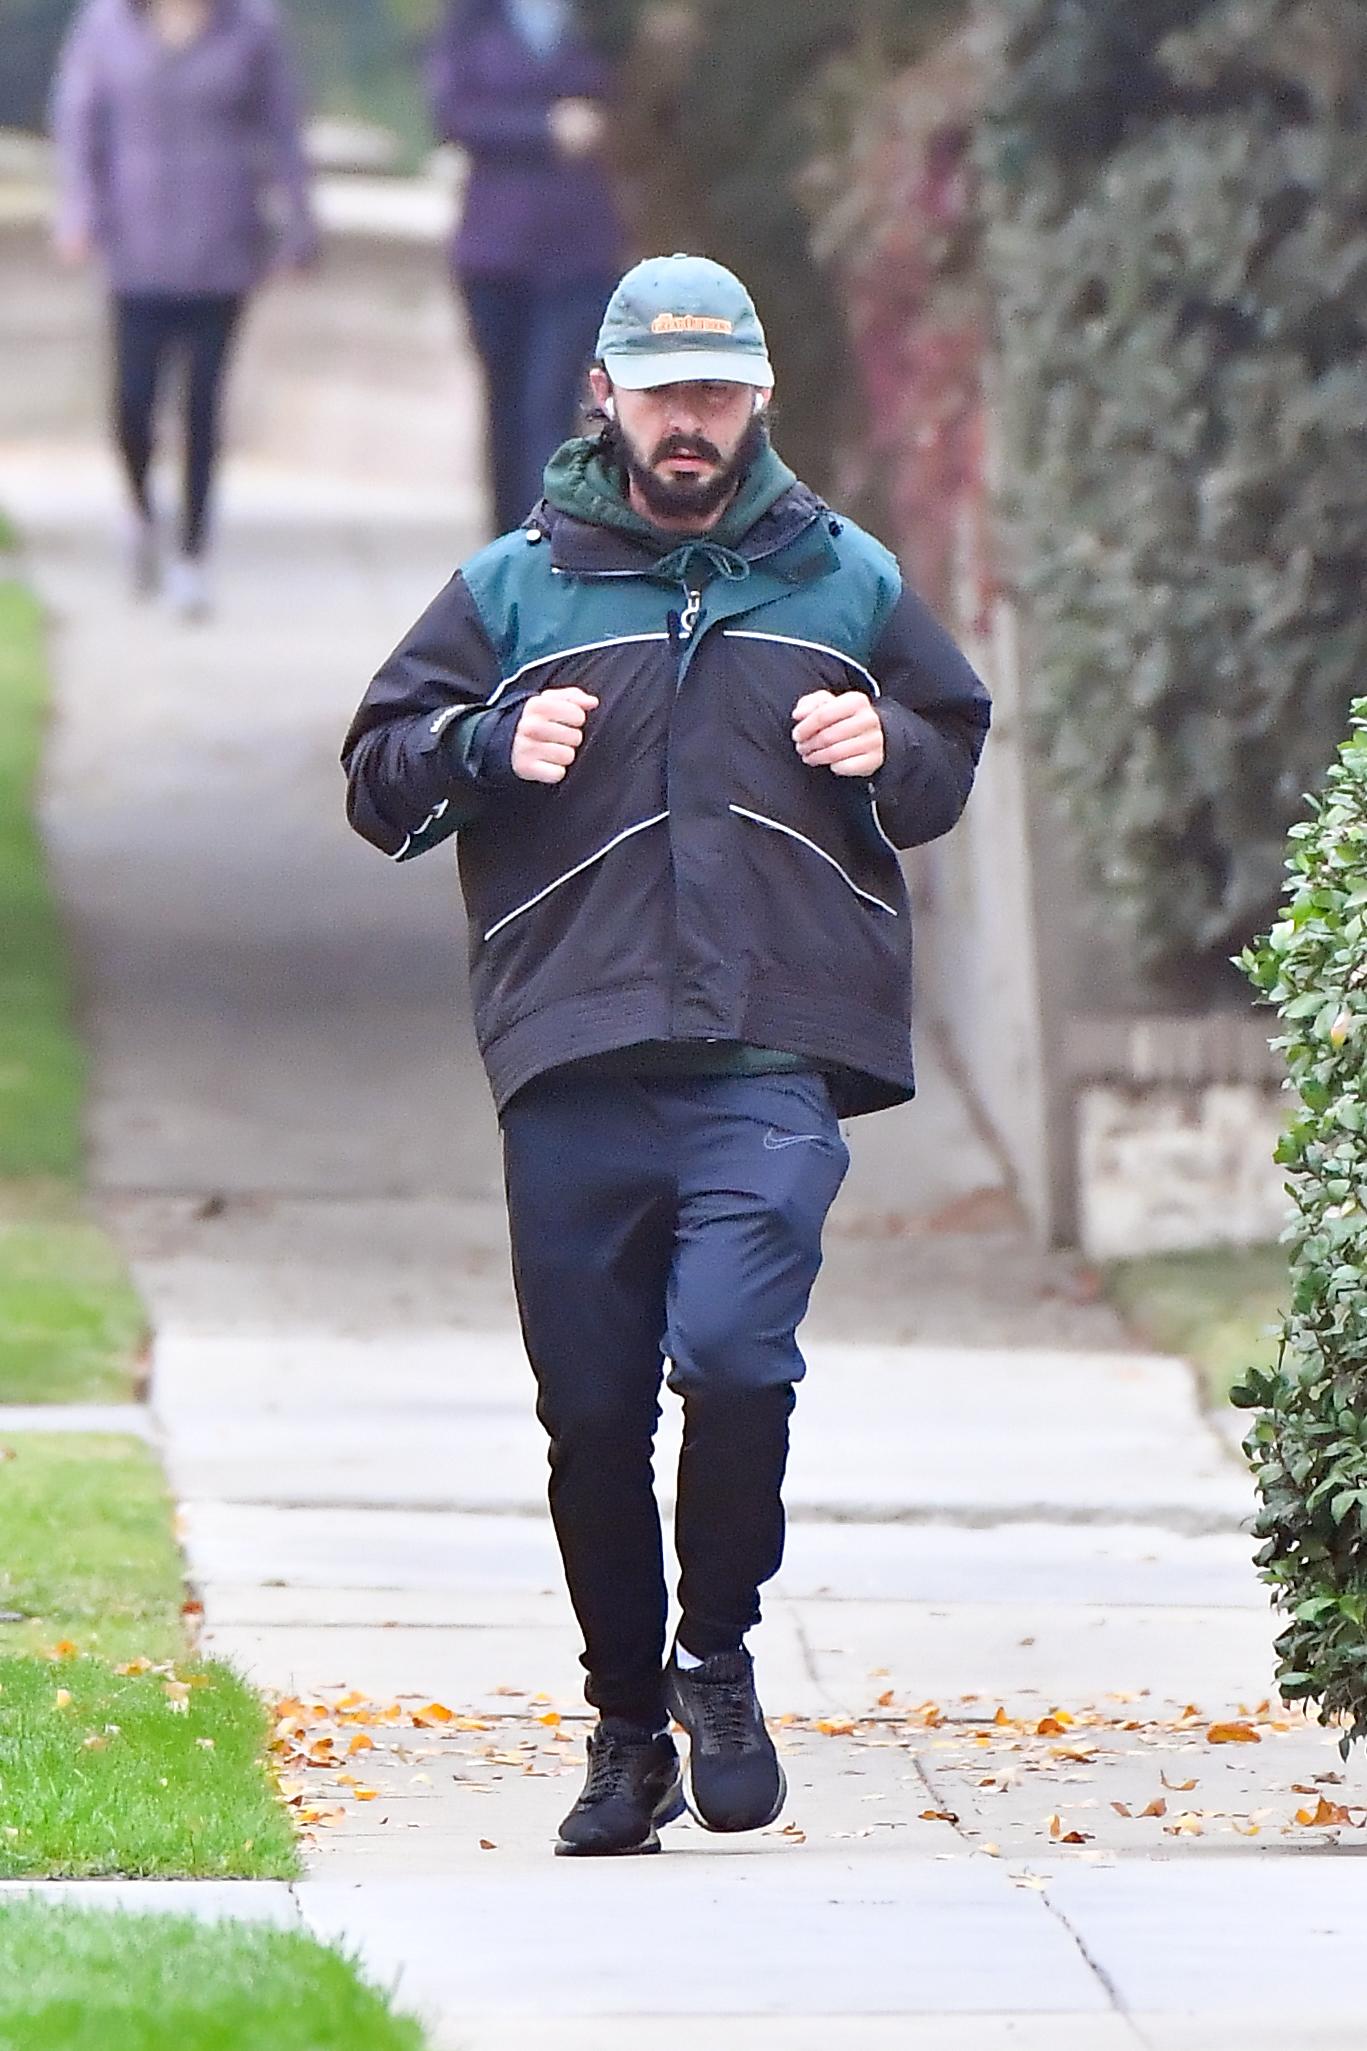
[539,434,840,588]
[542,434,799,553]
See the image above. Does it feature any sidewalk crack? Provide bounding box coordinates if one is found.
[1039,1883,1145,2042]
[905,1750,970,1839]
[789,1604,822,1693]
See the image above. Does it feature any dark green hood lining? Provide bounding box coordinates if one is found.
[542,433,799,557]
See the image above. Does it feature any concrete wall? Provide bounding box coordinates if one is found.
[911,499,1290,1259]
[1079,1083,1287,1261]
[912,537,1067,1243]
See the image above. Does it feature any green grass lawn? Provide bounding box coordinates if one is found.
[0,576,143,1402]
[0,1188,147,1405]
[0,1655,297,1879]
[1104,1242,1288,1408]
[0,1437,298,1879]
[0,1903,427,2049]
[0,1436,186,1662]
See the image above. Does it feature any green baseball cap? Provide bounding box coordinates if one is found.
[596,254,774,390]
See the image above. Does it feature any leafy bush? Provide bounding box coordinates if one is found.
[1234,702,1367,1754]
[985,0,1367,975]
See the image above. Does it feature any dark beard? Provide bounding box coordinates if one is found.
[602,415,768,523]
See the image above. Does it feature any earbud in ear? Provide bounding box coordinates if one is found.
[753,393,765,415]
[603,396,616,421]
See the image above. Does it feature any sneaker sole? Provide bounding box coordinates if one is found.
[554,1784,686,1858]
[680,1751,787,1835]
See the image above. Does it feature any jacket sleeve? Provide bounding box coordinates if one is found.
[49,4,109,250]
[869,582,992,849]
[342,572,508,861]
[253,5,319,268]
[427,23,555,158]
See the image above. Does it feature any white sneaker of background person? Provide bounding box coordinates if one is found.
[164,554,211,622]
[125,508,160,599]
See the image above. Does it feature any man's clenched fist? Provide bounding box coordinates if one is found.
[792,690,885,778]
[512,687,599,785]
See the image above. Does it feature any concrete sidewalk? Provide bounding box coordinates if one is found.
[4,442,1360,2051]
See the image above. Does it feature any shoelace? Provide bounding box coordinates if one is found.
[692,1673,760,1751]
[583,1732,649,1803]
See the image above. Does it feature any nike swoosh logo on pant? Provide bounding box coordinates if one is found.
[763,1130,823,1151]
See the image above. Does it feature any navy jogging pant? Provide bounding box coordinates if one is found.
[501,1070,850,1729]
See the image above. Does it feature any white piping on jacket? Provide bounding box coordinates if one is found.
[482,812,670,942]
[491,633,672,703]
[729,805,899,918]
[391,797,449,863]
[722,630,881,697]
[869,799,900,858]
[721,628,899,858]
[401,635,671,856]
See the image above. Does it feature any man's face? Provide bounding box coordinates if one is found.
[589,372,771,523]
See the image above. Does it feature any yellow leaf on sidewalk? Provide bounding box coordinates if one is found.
[1207,1723,1260,1745]
[1295,1796,1353,1828]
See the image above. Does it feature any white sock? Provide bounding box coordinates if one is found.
[675,1644,704,1670]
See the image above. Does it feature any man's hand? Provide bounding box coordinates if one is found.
[792,691,885,778]
[512,686,599,785]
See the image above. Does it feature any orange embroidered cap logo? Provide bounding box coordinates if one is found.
[650,313,735,336]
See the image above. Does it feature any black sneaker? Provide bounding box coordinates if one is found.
[665,1646,786,1833]
[555,1723,685,1858]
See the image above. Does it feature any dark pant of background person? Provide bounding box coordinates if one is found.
[112,292,245,559]
[501,1070,850,1732]
[459,273,615,537]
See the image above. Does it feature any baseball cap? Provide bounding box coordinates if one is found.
[596,254,774,390]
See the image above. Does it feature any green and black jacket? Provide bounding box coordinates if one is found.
[342,445,991,1117]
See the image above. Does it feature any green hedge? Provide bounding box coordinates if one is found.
[985,0,1367,975]
[1235,702,1367,1754]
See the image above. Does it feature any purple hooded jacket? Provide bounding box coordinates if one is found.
[429,0,625,285]
[52,0,318,296]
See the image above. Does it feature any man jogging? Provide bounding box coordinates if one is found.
[342,255,991,1857]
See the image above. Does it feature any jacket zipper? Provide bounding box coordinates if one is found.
[667,584,704,667]
[665,585,703,1034]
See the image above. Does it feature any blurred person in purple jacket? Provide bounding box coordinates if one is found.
[51,0,318,619]
[430,0,626,536]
